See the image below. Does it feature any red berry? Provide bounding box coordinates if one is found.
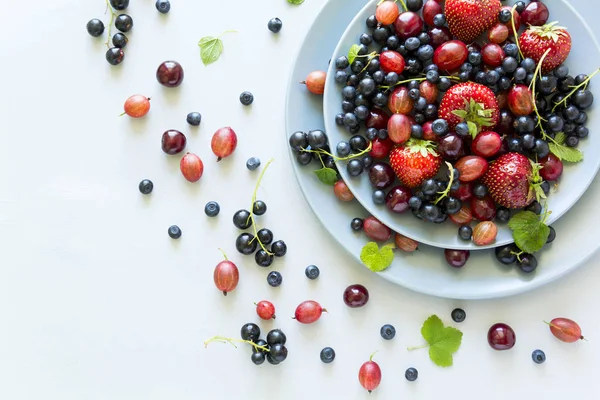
[428,27,452,48]
[395,233,419,252]
[369,162,396,189]
[422,121,437,142]
[305,70,326,95]
[343,284,369,308]
[370,137,394,159]
[444,249,470,268]
[386,185,412,213]
[449,205,473,225]
[334,180,355,202]
[256,300,276,320]
[388,86,413,114]
[363,216,392,242]
[180,153,204,182]
[488,323,516,350]
[156,60,184,87]
[358,356,382,393]
[547,317,584,343]
[472,221,497,246]
[488,22,509,44]
[507,84,534,116]
[294,300,325,324]
[387,113,412,144]
[437,133,465,160]
[539,154,563,181]
[521,1,549,26]
[471,131,502,158]
[161,129,187,155]
[422,0,443,27]
[471,195,497,221]
[123,95,150,118]
[376,0,400,26]
[365,108,390,130]
[213,259,239,296]
[379,50,405,74]
[419,81,438,104]
[451,181,474,202]
[482,43,505,67]
[455,155,489,182]
[433,40,468,71]
[211,127,238,161]
[394,11,423,40]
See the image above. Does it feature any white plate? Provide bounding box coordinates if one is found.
[286,0,600,299]
[322,0,600,250]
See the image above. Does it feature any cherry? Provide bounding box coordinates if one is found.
[363,216,392,242]
[428,27,452,48]
[294,300,326,324]
[370,137,394,159]
[471,195,496,221]
[500,5,520,30]
[334,180,355,202]
[444,249,470,268]
[211,127,238,161]
[546,318,585,343]
[451,181,474,201]
[508,84,534,116]
[156,60,184,87]
[180,153,204,182]
[488,323,516,350]
[540,154,563,181]
[496,92,508,110]
[422,0,443,27]
[366,108,389,130]
[256,300,276,320]
[376,0,400,25]
[419,81,438,104]
[449,205,473,225]
[387,113,412,144]
[422,121,437,142]
[122,95,150,118]
[380,51,405,74]
[161,129,187,155]
[394,11,423,40]
[455,155,488,182]
[437,133,464,160]
[488,22,509,44]
[386,185,412,213]
[521,1,549,26]
[388,86,413,114]
[481,43,505,67]
[369,162,396,189]
[343,284,369,308]
[472,221,497,245]
[471,131,502,158]
[433,40,468,71]
[213,252,239,296]
[304,70,326,95]
[358,353,382,393]
[496,109,515,135]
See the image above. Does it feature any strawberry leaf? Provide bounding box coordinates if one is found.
[508,211,550,253]
[360,242,395,272]
[467,121,478,139]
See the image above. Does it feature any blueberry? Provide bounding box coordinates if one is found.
[502,57,518,74]
[426,69,440,83]
[335,113,345,126]
[534,139,550,158]
[351,218,364,231]
[372,26,390,44]
[522,134,536,150]
[498,8,512,23]
[386,35,401,49]
[417,45,434,61]
[380,324,396,340]
[496,207,510,223]
[336,56,349,69]
[204,201,220,217]
[240,91,254,106]
[347,159,364,176]
[359,33,373,46]
[271,240,287,257]
[532,349,546,364]
[320,347,336,363]
[540,181,550,196]
[354,105,370,121]
[455,122,470,137]
[115,14,133,32]
[267,271,283,287]
[359,78,376,96]
[373,190,386,204]
[405,367,418,382]
[246,157,261,171]
[236,233,258,255]
[576,125,589,138]
[525,201,542,215]
[554,64,569,79]
[307,129,328,149]
[86,18,105,37]
[112,33,128,48]
[343,112,359,128]
[520,57,536,72]
[437,77,452,91]
[432,119,449,135]
[268,17,283,33]
[433,13,446,27]
[336,141,352,157]
[411,124,424,139]
[138,179,153,194]
[513,67,527,82]
[253,200,267,216]
[547,226,556,244]
[451,308,466,323]
[305,265,320,280]
[385,72,399,86]
[255,250,274,267]
[468,51,482,65]
[186,112,202,126]
[257,228,273,245]
[372,70,385,84]
[168,225,181,239]
[405,37,421,51]
[155,0,171,13]
[458,225,472,240]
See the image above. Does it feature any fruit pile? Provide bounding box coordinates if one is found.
[316,0,595,269]
[86,0,135,65]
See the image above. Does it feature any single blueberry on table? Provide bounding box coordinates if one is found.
[138,179,153,194]
[204,201,220,217]
[246,157,261,171]
[305,265,320,280]
[267,271,283,287]
[168,225,181,239]
[405,367,418,382]
[320,347,336,363]
[240,91,254,106]
[380,324,396,340]
[268,17,283,33]
[155,0,171,13]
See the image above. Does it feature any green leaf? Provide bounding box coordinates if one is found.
[314,167,338,186]
[421,315,463,367]
[451,109,468,119]
[348,44,360,65]
[287,0,305,4]
[549,141,584,163]
[467,121,478,139]
[554,132,567,145]
[508,211,550,253]
[360,242,395,272]
[198,36,224,66]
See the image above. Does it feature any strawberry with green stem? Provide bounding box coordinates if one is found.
[389,139,442,188]
[519,21,572,74]
[445,0,502,44]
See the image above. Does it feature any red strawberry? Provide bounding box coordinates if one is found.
[389,139,442,188]
[519,22,572,73]
[438,82,499,136]
[482,152,541,209]
[445,0,502,43]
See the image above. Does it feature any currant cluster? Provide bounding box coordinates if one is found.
[86,0,134,65]
[241,324,289,366]
[289,130,341,174]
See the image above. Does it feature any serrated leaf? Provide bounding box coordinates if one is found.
[549,142,584,163]
[198,36,224,66]
[554,132,567,145]
[360,242,395,272]
[348,44,360,65]
[508,211,550,253]
[287,0,305,4]
[420,315,463,367]
[467,121,478,139]
[314,167,338,186]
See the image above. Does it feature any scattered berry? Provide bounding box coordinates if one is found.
[380,324,396,340]
[294,300,326,324]
[138,179,153,194]
[213,252,239,296]
[268,18,283,33]
[211,127,238,161]
[161,130,187,155]
[256,300,276,320]
[320,347,336,363]
[451,308,466,323]
[488,323,516,350]
[267,271,283,287]
[156,60,184,87]
[246,157,261,170]
[204,201,220,217]
[304,71,327,95]
[546,317,584,342]
[186,112,202,126]
[358,353,382,393]
[305,265,320,280]
[343,284,369,308]
[115,14,133,32]
[405,367,418,382]
[155,0,171,13]
[180,153,204,182]
[168,225,181,239]
[86,19,105,37]
[240,91,254,106]
[532,349,546,364]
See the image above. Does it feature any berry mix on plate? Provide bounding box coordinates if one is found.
[291,0,597,271]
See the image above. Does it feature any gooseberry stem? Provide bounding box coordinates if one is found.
[203,336,270,352]
[249,158,275,256]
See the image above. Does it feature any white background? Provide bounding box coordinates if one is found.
[1,0,600,399]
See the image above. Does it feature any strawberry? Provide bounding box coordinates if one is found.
[438,82,499,137]
[519,22,572,73]
[482,152,545,209]
[389,139,442,188]
[445,0,502,43]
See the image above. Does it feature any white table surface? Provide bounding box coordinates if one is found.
[1,0,600,399]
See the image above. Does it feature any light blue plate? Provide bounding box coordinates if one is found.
[285,0,600,299]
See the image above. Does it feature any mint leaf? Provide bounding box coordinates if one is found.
[287,0,305,4]
[360,242,394,272]
[410,315,463,367]
[508,210,550,253]
[314,167,337,186]
[549,141,583,163]
[348,44,360,65]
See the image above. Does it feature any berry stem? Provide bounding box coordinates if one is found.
[104,0,118,48]
[218,248,228,261]
[551,67,600,112]
[300,141,373,162]
[249,158,275,256]
[530,48,552,135]
[369,350,379,361]
[203,336,270,352]
[434,161,455,205]
[378,75,460,90]
[407,344,429,351]
[218,29,238,38]
[510,5,524,60]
